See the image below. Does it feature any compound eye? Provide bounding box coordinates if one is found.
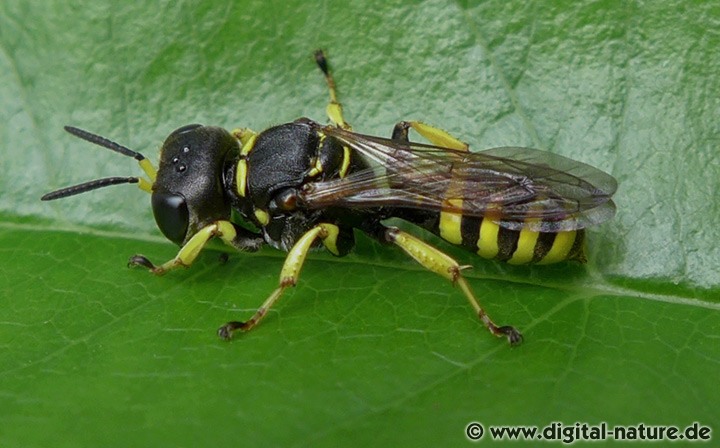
[151,192,189,245]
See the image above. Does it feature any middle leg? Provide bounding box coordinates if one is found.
[217,222,346,340]
[314,49,351,130]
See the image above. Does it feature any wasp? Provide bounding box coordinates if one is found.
[42,51,616,345]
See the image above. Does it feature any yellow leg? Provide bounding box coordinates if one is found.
[218,223,341,340]
[385,227,522,345]
[392,121,469,151]
[314,50,351,130]
[230,128,259,198]
[129,221,238,275]
[230,128,258,148]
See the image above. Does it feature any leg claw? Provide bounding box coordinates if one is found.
[217,321,245,341]
[128,254,155,270]
[497,325,523,346]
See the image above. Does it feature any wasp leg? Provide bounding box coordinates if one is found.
[391,121,469,151]
[230,128,260,199]
[314,50,351,130]
[129,221,262,275]
[384,226,522,345]
[230,127,257,148]
[218,223,344,340]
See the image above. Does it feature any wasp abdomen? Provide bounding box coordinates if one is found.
[438,212,586,265]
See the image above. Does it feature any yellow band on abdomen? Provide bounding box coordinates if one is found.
[537,230,577,265]
[477,219,500,259]
[507,228,540,265]
[439,199,463,245]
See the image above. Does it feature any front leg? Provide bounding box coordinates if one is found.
[129,220,261,275]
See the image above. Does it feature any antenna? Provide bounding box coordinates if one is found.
[41,177,139,201]
[63,126,148,161]
[41,126,156,200]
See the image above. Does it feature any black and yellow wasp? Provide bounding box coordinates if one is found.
[42,51,616,345]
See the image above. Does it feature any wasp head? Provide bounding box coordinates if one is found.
[152,124,239,244]
[42,124,240,246]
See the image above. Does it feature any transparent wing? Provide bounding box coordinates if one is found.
[301,127,617,232]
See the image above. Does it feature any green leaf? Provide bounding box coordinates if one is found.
[1,1,718,446]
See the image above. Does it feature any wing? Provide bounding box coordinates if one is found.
[300,127,617,232]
